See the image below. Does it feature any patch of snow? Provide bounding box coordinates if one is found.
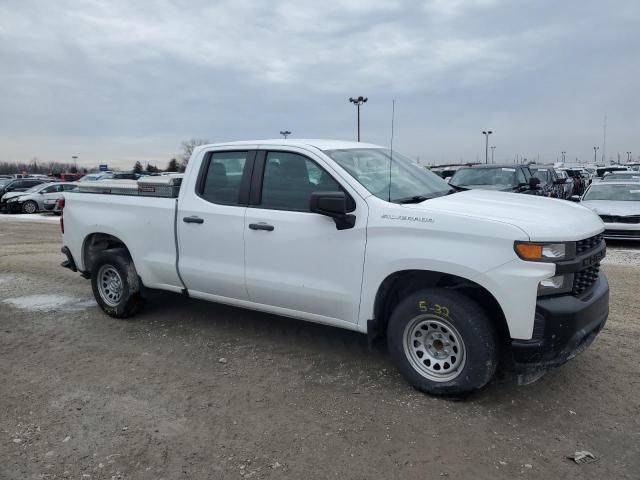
[2,294,96,312]
[0,213,60,224]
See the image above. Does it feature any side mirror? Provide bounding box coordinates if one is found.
[529,177,541,189]
[569,195,581,202]
[310,191,355,230]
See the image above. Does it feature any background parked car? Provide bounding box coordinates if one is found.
[0,178,46,199]
[558,168,587,195]
[78,172,112,182]
[1,182,76,214]
[601,171,640,182]
[449,164,542,195]
[528,166,568,198]
[554,170,575,198]
[595,166,629,179]
[575,181,640,240]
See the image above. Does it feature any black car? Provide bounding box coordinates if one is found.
[0,178,45,199]
[449,164,542,195]
[528,165,569,198]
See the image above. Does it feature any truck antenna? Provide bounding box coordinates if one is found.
[388,99,395,202]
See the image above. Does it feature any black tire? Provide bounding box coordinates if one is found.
[90,249,144,318]
[22,200,38,214]
[387,288,497,396]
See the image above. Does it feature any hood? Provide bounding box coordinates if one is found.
[1,191,27,201]
[581,200,640,216]
[402,189,603,241]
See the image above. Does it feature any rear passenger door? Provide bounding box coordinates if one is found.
[178,150,255,301]
[243,148,367,325]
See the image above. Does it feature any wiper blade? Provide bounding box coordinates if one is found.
[395,195,432,204]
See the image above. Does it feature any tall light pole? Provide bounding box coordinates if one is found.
[72,155,78,171]
[593,146,599,164]
[490,146,496,163]
[279,130,291,139]
[482,131,492,164]
[349,96,368,142]
[561,151,566,163]
[627,152,632,163]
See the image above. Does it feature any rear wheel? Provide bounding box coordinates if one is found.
[90,249,143,318]
[387,288,497,396]
[22,200,38,214]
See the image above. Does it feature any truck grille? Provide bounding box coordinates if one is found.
[572,263,601,295]
[571,234,605,295]
[576,234,604,254]
[599,215,640,224]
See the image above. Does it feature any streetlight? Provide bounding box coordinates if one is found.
[279,130,291,139]
[561,151,566,163]
[482,131,492,164]
[490,146,496,163]
[349,96,368,142]
[72,155,78,171]
[627,152,632,162]
[593,146,599,164]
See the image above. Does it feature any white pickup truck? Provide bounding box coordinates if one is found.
[60,139,609,395]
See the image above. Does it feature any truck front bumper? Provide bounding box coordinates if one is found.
[511,273,609,371]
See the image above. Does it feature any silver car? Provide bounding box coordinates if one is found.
[1,182,77,214]
[577,181,640,240]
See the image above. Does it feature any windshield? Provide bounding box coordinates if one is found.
[450,167,517,187]
[529,168,551,184]
[323,148,451,202]
[584,185,640,201]
[23,184,45,193]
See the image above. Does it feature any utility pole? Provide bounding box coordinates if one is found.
[602,114,607,164]
[482,130,492,164]
[561,151,566,163]
[71,156,78,171]
[627,152,632,163]
[279,130,291,139]
[490,146,496,163]
[593,146,599,164]
[349,96,368,142]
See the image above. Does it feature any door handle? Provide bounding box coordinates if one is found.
[248,222,274,231]
[183,216,204,224]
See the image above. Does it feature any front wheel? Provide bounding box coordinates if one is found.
[90,250,144,318]
[387,288,497,396]
[22,200,38,214]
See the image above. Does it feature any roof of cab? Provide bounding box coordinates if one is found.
[198,139,384,151]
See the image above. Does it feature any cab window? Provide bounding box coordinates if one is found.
[260,152,341,212]
[199,151,249,205]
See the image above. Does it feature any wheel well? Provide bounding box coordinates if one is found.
[83,233,130,273]
[372,270,510,341]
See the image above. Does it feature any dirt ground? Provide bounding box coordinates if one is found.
[1,219,639,480]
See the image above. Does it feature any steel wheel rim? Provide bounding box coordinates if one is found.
[97,264,123,307]
[24,202,36,213]
[403,314,466,382]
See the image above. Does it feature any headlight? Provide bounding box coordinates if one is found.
[7,198,19,203]
[514,241,569,261]
[538,273,574,296]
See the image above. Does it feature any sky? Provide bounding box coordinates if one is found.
[1,0,639,169]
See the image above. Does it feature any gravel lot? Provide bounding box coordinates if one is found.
[1,219,639,479]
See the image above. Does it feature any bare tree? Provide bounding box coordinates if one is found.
[180,138,209,167]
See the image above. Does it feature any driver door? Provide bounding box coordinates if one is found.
[244,149,367,325]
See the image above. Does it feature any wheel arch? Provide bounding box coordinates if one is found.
[370,269,510,342]
[82,232,132,274]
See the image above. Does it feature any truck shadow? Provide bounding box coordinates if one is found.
[135,289,567,401]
